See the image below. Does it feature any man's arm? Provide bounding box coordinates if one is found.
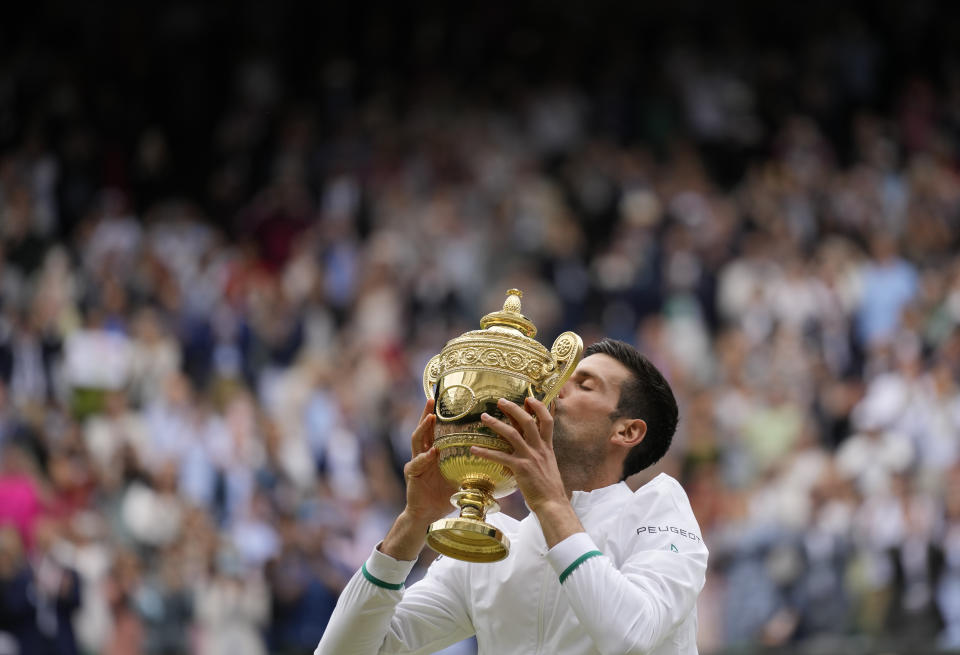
[473,399,707,654]
[544,517,708,654]
[315,545,474,655]
[315,399,472,655]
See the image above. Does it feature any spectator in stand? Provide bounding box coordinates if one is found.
[856,234,919,349]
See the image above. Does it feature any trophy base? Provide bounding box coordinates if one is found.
[426,517,510,563]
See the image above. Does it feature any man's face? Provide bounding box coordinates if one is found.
[551,353,631,467]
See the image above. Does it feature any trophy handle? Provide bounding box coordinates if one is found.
[540,331,583,405]
[422,354,443,399]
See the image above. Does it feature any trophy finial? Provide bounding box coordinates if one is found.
[480,288,536,337]
[503,289,523,313]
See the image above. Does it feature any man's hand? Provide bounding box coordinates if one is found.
[380,398,457,561]
[402,398,458,524]
[472,397,584,548]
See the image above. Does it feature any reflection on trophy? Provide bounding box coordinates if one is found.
[421,289,583,563]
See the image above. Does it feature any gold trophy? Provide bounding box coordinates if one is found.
[421,289,582,562]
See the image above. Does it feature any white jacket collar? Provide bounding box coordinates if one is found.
[570,480,633,512]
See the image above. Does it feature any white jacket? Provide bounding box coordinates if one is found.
[316,473,708,655]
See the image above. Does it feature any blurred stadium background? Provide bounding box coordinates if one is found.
[2,1,960,653]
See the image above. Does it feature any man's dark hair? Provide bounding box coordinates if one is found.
[583,338,679,480]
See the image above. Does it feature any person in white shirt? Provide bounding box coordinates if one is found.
[316,338,708,655]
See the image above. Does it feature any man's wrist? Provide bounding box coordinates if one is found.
[380,510,432,562]
[530,496,575,520]
[532,498,584,549]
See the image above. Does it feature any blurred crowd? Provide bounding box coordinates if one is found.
[3,2,960,654]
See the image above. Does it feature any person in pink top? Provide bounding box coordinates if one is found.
[0,440,46,552]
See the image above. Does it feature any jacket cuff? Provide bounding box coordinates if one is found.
[546,532,604,584]
[362,544,417,590]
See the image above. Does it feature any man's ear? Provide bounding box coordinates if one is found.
[612,418,646,448]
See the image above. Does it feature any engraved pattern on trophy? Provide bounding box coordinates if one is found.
[435,383,477,422]
[421,289,583,563]
[422,354,443,400]
[428,337,553,388]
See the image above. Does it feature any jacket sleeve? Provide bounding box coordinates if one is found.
[546,527,708,655]
[315,547,474,655]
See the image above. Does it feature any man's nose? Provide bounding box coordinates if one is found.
[556,380,573,399]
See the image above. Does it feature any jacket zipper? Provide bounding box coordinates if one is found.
[535,553,551,652]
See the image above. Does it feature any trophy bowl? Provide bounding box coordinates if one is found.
[421,289,582,563]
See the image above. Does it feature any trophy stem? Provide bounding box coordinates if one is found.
[453,485,499,521]
[426,483,510,563]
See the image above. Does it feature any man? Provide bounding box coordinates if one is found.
[316,338,707,654]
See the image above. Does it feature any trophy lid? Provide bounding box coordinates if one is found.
[479,289,537,338]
